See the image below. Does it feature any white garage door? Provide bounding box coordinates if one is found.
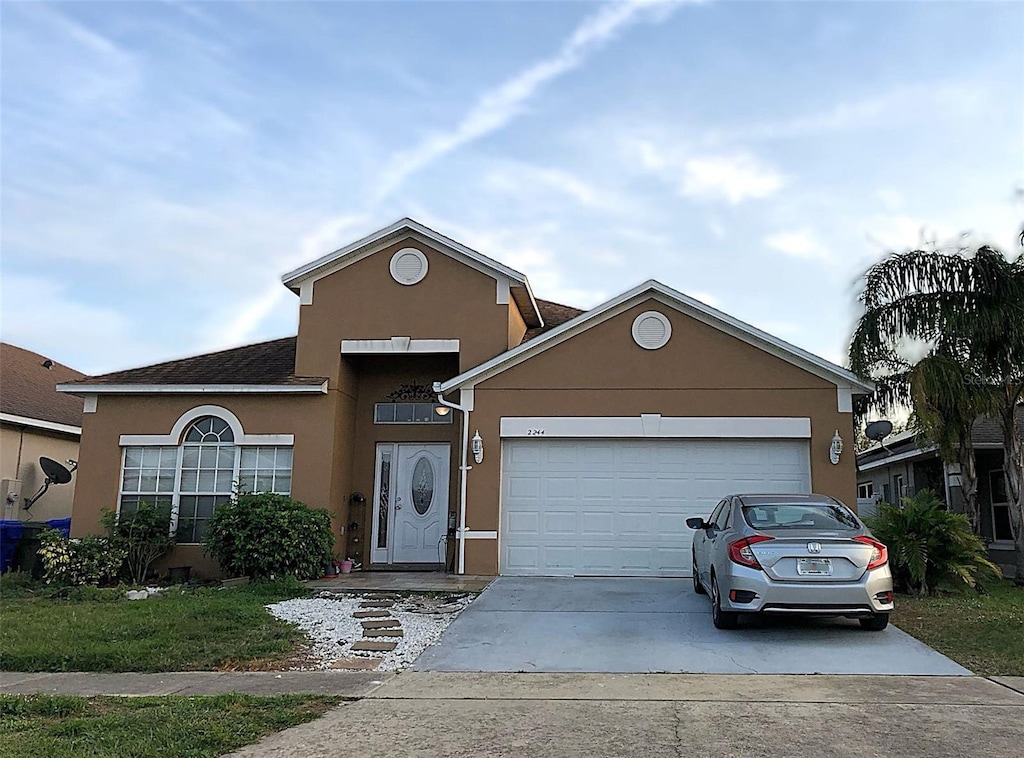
[500,438,811,577]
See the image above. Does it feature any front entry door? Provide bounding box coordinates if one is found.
[371,443,450,565]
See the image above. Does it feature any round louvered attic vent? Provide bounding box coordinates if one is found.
[389,248,428,285]
[631,311,672,350]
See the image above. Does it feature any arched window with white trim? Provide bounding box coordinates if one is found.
[118,408,294,544]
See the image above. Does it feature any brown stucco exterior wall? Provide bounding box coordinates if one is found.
[507,300,527,349]
[294,237,515,382]
[0,423,80,522]
[70,391,351,578]
[459,299,857,575]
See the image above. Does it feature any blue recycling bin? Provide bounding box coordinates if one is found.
[0,520,25,573]
[46,517,72,538]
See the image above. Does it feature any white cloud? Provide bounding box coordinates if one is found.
[764,229,833,263]
[372,0,684,201]
[482,163,618,211]
[680,154,785,204]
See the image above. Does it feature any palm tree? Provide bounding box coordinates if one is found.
[849,243,1024,584]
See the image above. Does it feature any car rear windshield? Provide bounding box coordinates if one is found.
[741,503,859,531]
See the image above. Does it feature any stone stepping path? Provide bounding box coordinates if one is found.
[348,594,405,657]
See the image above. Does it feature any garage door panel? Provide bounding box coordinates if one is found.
[501,438,810,577]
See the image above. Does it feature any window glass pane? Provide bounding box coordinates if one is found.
[122,471,140,492]
[124,448,143,468]
[414,403,433,422]
[158,473,175,492]
[140,472,158,492]
[216,471,233,492]
[160,447,177,468]
[119,497,140,516]
[181,447,200,467]
[180,469,198,492]
[992,471,1008,504]
[256,474,274,492]
[218,447,236,469]
[200,446,218,468]
[141,448,161,467]
[196,496,217,518]
[197,471,215,491]
[375,404,395,423]
[274,474,291,494]
[276,448,293,468]
[394,403,414,422]
[238,473,255,492]
[994,504,1013,541]
[240,448,257,468]
[257,448,275,468]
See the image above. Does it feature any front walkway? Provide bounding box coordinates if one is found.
[413,577,972,675]
[306,571,492,593]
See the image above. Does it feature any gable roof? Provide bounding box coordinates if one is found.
[1,343,85,430]
[438,279,875,394]
[281,217,544,327]
[523,299,586,343]
[56,337,328,395]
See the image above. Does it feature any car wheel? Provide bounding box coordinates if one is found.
[711,574,738,630]
[692,556,706,595]
[859,613,889,631]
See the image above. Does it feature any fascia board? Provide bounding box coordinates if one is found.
[56,383,328,395]
[0,413,82,436]
[440,280,874,394]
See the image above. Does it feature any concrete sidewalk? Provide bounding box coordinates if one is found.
[0,671,393,698]
[228,672,1024,757]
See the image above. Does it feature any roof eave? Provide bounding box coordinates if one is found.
[56,382,329,396]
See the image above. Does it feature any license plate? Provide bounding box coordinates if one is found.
[797,558,833,576]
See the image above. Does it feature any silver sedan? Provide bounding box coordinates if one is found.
[687,493,894,631]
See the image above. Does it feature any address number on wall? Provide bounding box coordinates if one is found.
[526,429,546,436]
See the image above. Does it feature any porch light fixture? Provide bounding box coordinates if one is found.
[829,430,843,465]
[471,430,484,464]
[434,404,451,416]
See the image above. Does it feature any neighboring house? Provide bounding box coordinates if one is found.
[856,408,1024,579]
[1,343,85,522]
[57,218,873,578]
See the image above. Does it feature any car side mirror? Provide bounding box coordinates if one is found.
[685,517,706,530]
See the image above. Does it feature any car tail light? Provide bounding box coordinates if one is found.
[727,535,773,569]
[854,535,888,570]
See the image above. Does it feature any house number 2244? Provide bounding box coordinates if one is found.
[526,429,546,436]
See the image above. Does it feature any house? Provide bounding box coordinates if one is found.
[57,218,873,578]
[856,409,1023,579]
[1,343,84,522]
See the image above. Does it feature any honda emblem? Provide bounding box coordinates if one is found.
[807,542,822,554]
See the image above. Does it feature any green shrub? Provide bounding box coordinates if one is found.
[101,502,176,584]
[867,489,1002,595]
[203,493,333,580]
[0,571,45,599]
[37,530,126,587]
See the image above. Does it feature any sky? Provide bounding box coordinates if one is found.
[2,0,1021,376]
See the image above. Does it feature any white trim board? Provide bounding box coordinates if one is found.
[499,416,812,439]
[439,280,874,396]
[57,382,327,395]
[280,218,543,327]
[856,446,937,471]
[118,405,294,446]
[459,530,497,539]
[342,338,460,354]
[0,413,82,436]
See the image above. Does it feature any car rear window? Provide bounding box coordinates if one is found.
[741,503,859,531]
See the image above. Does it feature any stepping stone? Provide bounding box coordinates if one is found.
[362,618,402,629]
[330,656,382,670]
[359,600,394,608]
[351,640,398,652]
[353,610,392,619]
[363,628,404,638]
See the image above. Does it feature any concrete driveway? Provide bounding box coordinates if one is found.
[412,577,970,675]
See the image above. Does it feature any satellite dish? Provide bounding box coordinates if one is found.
[40,457,73,485]
[864,420,894,442]
[24,457,78,510]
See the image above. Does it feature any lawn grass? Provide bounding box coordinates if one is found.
[0,694,340,758]
[892,579,1024,676]
[0,576,310,672]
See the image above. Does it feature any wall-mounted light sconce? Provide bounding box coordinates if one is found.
[434,404,451,416]
[829,430,843,465]
[471,430,484,464]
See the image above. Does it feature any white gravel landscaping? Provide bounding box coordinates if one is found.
[267,593,473,671]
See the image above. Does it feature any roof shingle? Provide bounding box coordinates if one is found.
[523,299,586,343]
[1,344,85,428]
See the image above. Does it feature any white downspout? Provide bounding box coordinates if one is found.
[434,383,470,574]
